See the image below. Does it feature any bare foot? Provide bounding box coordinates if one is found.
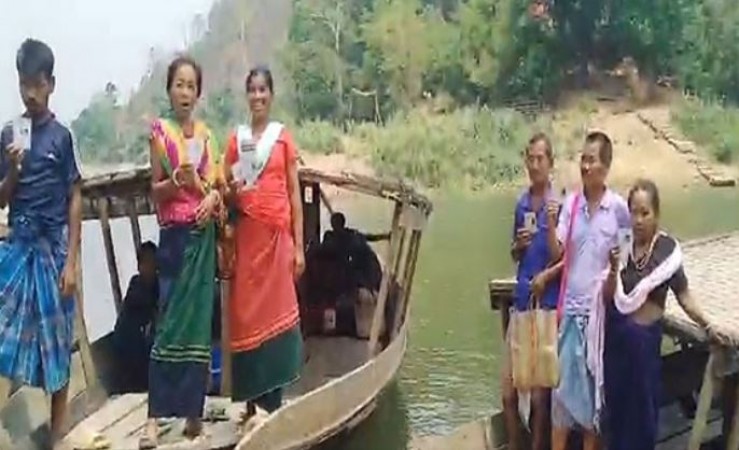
[139,419,158,449]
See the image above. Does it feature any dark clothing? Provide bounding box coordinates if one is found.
[605,233,687,450]
[112,275,159,392]
[619,234,688,308]
[512,188,560,310]
[0,114,81,230]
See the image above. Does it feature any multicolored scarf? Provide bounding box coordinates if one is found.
[150,118,221,188]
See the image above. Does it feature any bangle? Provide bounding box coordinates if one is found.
[172,168,182,188]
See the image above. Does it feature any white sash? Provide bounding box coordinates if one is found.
[234,121,284,187]
[615,232,683,314]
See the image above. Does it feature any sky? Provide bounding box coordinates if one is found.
[0,0,217,123]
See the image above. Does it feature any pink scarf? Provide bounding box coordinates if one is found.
[586,232,682,427]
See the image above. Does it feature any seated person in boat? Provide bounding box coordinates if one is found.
[546,132,631,450]
[602,179,729,450]
[224,66,304,425]
[143,56,224,448]
[112,241,159,393]
[0,39,82,449]
[503,133,561,450]
[322,211,390,254]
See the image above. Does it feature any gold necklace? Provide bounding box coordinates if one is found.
[633,232,659,271]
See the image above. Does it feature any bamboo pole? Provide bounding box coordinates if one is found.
[74,247,98,390]
[688,348,719,449]
[367,202,403,356]
[726,366,739,450]
[391,230,422,339]
[98,199,123,314]
[126,198,142,249]
[220,280,232,396]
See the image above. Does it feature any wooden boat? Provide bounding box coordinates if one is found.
[476,232,739,450]
[0,166,432,450]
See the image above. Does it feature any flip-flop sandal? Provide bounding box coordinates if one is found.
[155,421,174,438]
[204,406,229,422]
[71,432,111,450]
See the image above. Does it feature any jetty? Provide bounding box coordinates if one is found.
[413,232,739,449]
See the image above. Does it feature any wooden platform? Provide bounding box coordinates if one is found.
[488,231,739,449]
[61,337,369,450]
[409,405,723,450]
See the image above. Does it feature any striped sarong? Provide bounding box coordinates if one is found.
[0,214,75,393]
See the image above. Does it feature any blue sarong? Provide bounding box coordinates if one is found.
[604,303,662,450]
[0,215,74,393]
[552,314,596,430]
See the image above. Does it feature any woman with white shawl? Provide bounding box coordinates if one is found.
[602,179,728,450]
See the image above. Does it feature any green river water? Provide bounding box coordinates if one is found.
[79,185,739,450]
[316,185,739,450]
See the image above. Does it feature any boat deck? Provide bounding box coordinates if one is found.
[62,337,368,450]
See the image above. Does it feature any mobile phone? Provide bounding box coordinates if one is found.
[524,212,537,232]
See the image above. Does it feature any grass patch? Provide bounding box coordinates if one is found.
[672,97,739,164]
[293,120,345,155]
[291,104,595,190]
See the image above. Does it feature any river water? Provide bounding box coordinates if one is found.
[78,185,739,450]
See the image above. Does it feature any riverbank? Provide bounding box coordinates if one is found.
[296,95,736,196]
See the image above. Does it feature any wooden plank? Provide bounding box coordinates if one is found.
[220,281,232,397]
[688,349,719,449]
[74,247,98,394]
[64,394,147,444]
[98,199,123,313]
[367,202,403,356]
[728,379,739,450]
[127,198,143,249]
[391,230,422,339]
[104,400,148,443]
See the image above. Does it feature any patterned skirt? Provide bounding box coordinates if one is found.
[148,222,215,419]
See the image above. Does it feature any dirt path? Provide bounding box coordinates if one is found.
[550,104,732,192]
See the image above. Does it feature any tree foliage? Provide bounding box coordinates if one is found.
[71,0,739,166]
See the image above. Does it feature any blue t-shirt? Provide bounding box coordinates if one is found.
[512,188,560,311]
[0,114,81,230]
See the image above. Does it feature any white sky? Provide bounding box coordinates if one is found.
[0,0,217,123]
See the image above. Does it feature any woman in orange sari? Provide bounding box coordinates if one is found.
[225,66,304,424]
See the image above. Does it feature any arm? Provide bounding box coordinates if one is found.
[0,131,19,209]
[539,260,564,283]
[287,156,304,251]
[66,182,82,268]
[222,134,240,208]
[510,203,525,262]
[547,197,567,262]
[149,139,178,203]
[603,264,618,302]
[675,288,712,329]
[363,232,391,242]
[0,164,19,209]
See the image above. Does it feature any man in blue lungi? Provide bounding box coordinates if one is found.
[0,39,82,449]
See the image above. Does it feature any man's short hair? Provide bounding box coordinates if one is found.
[585,131,613,168]
[16,39,54,79]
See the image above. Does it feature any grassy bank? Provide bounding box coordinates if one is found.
[672,97,739,164]
[292,104,591,190]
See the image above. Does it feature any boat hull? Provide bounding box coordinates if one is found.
[236,319,409,450]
